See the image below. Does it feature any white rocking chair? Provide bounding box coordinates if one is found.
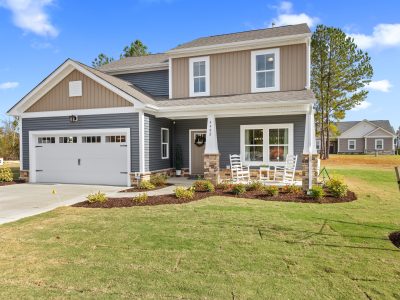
[273,154,298,184]
[229,154,250,183]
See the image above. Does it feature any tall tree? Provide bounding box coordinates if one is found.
[92,53,114,68]
[120,40,149,58]
[311,25,373,159]
[0,118,19,160]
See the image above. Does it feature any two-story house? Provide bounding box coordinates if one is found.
[7,23,317,187]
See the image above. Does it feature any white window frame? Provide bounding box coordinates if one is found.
[316,139,321,151]
[240,124,293,166]
[375,139,384,150]
[348,139,356,150]
[189,56,210,97]
[161,128,169,159]
[251,48,280,93]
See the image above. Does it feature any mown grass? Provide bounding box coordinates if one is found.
[0,157,399,299]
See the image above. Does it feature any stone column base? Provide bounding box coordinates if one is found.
[204,153,220,184]
[302,154,319,191]
[19,170,29,182]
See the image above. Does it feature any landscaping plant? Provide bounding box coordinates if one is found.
[216,182,231,190]
[231,184,246,195]
[138,180,156,190]
[326,177,348,198]
[87,191,108,203]
[193,180,215,192]
[245,181,264,192]
[282,185,302,194]
[133,193,148,203]
[150,174,168,187]
[264,185,279,197]
[174,186,195,200]
[309,186,325,199]
[0,167,13,182]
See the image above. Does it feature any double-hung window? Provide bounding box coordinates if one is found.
[348,140,356,150]
[161,128,169,159]
[251,48,280,92]
[241,124,293,165]
[189,56,210,97]
[375,139,384,150]
[316,139,321,151]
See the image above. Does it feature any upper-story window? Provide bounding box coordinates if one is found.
[189,56,210,97]
[251,48,280,93]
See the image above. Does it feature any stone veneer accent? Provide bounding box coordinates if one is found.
[130,168,176,186]
[204,154,220,184]
[19,170,29,182]
[302,154,319,190]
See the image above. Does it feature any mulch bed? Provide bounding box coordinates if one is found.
[72,188,357,209]
[0,180,25,187]
[119,183,173,193]
[389,231,400,249]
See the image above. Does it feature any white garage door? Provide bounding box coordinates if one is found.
[32,130,129,186]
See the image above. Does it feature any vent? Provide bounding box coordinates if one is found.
[69,80,82,97]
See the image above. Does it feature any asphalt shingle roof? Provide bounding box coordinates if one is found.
[98,53,168,73]
[337,120,395,135]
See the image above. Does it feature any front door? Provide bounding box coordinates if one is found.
[190,130,206,175]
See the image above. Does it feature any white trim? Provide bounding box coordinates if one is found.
[306,37,311,89]
[18,117,23,171]
[375,138,384,150]
[188,129,206,175]
[337,137,340,152]
[240,123,294,166]
[138,111,145,173]
[364,126,396,138]
[161,127,169,159]
[168,58,172,99]
[348,139,356,151]
[29,128,131,186]
[189,56,210,97]
[251,48,280,93]
[20,107,136,118]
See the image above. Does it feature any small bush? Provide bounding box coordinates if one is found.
[309,186,325,199]
[175,186,195,200]
[231,184,246,195]
[245,181,264,192]
[193,180,215,192]
[87,191,107,203]
[150,174,168,187]
[281,185,302,194]
[326,177,348,198]
[264,185,279,197]
[138,180,155,190]
[216,182,231,190]
[0,167,13,182]
[133,193,148,203]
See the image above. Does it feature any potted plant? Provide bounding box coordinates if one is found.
[175,144,183,176]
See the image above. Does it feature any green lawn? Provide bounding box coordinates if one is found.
[0,158,400,299]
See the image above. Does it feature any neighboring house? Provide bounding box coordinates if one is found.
[7,23,317,187]
[316,120,396,155]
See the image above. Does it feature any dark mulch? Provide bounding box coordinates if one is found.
[72,188,357,209]
[389,231,400,249]
[0,180,25,187]
[119,183,173,193]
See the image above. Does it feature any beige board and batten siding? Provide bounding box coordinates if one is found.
[171,43,306,98]
[26,70,133,112]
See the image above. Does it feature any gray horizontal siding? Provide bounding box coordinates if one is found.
[115,70,169,97]
[173,115,306,169]
[21,113,139,172]
[366,137,394,152]
[338,138,364,153]
[144,114,173,171]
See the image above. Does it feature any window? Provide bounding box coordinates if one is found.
[38,137,55,144]
[189,56,210,97]
[241,124,293,165]
[59,136,77,144]
[251,48,280,92]
[348,140,356,150]
[105,135,126,143]
[82,136,101,143]
[375,139,384,150]
[161,128,169,159]
[316,139,321,151]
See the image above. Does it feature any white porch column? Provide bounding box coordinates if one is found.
[204,114,219,154]
[204,114,220,184]
[302,104,318,190]
[138,110,145,174]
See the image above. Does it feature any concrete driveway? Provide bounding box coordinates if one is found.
[0,183,122,225]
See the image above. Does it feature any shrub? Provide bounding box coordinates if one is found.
[133,193,148,203]
[309,186,325,199]
[150,174,168,187]
[138,180,155,190]
[0,167,13,182]
[264,185,279,197]
[87,191,108,203]
[175,186,195,200]
[281,184,302,194]
[216,182,231,190]
[193,180,215,192]
[231,184,246,195]
[245,181,264,192]
[326,177,348,198]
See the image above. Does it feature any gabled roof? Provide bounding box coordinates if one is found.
[337,120,395,137]
[170,23,310,51]
[98,53,168,74]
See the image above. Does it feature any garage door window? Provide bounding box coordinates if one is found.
[105,135,126,143]
[38,137,55,144]
[82,136,101,143]
[59,136,77,144]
